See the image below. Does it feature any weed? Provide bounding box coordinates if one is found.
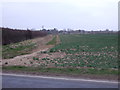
[33,57,39,60]
[46,36,57,45]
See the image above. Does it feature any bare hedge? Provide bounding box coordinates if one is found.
[1,28,47,45]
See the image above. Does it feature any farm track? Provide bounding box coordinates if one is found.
[1,35,60,67]
[1,34,119,81]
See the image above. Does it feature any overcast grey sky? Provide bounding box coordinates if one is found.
[1,0,119,31]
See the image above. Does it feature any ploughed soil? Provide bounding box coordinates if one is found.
[1,35,118,81]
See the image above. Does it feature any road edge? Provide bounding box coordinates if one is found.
[2,73,119,84]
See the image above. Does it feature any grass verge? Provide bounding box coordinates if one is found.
[2,66,119,75]
[2,41,36,59]
[46,36,57,45]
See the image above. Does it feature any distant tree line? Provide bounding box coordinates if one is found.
[1,27,48,45]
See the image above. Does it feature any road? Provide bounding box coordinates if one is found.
[2,74,118,88]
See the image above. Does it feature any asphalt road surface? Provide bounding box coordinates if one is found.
[2,74,118,88]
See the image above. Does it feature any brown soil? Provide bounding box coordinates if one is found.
[1,35,61,67]
[1,35,118,81]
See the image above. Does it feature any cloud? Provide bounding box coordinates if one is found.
[66,0,119,8]
[1,0,62,3]
[2,0,119,3]
[1,0,118,30]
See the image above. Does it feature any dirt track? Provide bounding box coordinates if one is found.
[2,35,60,67]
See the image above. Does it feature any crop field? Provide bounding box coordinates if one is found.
[41,34,118,69]
[2,34,119,77]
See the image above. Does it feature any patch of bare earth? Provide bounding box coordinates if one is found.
[1,35,118,81]
[2,35,63,67]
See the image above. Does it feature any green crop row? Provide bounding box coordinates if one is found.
[48,34,118,69]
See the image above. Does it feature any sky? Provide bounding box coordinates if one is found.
[0,0,119,31]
